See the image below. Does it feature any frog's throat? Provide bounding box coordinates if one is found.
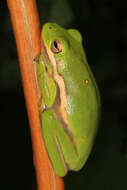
[42,39,77,151]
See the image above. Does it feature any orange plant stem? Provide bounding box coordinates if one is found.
[7,0,64,190]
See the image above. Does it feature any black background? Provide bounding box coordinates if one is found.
[0,0,127,189]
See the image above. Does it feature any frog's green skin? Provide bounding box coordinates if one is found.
[37,23,100,177]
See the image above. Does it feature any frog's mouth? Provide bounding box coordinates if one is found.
[41,37,78,170]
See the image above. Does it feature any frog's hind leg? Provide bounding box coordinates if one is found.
[41,109,78,177]
[41,109,68,176]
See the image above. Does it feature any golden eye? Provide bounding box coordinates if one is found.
[51,40,62,54]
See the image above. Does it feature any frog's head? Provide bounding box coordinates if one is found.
[41,23,83,74]
[42,23,82,56]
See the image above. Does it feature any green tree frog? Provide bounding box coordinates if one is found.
[36,23,100,177]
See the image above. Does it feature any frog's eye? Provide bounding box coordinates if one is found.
[51,40,62,54]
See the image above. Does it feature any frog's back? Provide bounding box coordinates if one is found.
[61,40,100,170]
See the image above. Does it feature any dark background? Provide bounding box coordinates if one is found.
[0,0,127,189]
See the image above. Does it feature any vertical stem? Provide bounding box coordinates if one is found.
[7,0,64,189]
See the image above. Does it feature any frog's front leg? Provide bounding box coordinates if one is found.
[37,55,56,109]
[41,109,78,177]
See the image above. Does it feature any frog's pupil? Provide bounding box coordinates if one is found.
[54,41,58,49]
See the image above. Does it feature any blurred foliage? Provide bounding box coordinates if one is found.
[0,0,127,190]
